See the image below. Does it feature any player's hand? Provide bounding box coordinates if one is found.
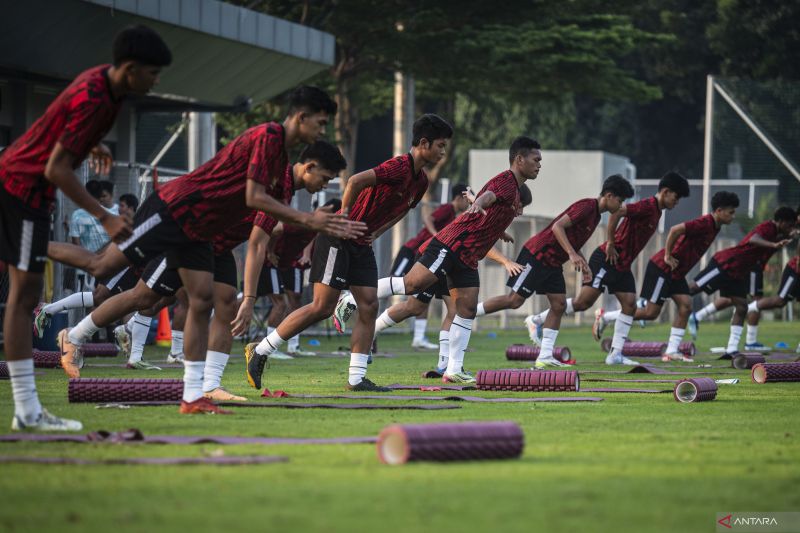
[464,202,486,216]
[266,250,280,267]
[570,253,592,284]
[89,143,113,175]
[605,243,619,265]
[664,254,679,270]
[504,260,524,276]
[230,298,255,337]
[298,253,311,267]
[100,213,132,242]
[501,232,514,243]
[463,187,477,204]
[308,206,367,239]
[774,239,792,249]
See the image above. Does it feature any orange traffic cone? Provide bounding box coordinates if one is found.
[155,307,172,347]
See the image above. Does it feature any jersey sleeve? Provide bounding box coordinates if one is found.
[253,210,279,235]
[432,204,453,229]
[246,129,271,186]
[58,87,108,157]
[754,221,778,241]
[683,216,706,235]
[565,199,593,225]
[372,157,407,186]
[486,174,518,205]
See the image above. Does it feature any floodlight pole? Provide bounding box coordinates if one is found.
[702,75,714,216]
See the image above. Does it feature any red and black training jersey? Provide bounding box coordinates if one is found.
[251,163,295,236]
[651,214,720,280]
[268,225,317,269]
[435,170,521,269]
[788,255,800,275]
[403,203,457,251]
[523,198,600,267]
[212,211,257,255]
[0,65,122,211]
[158,122,287,242]
[713,220,782,279]
[347,153,429,246]
[599,196,662,271]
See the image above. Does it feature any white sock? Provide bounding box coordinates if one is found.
[375,310,397,335]
[348,353,370,386]
[446,315,473,375]
[413,318,428,342]
[727,325,743,353]
[43,292,94,315]
[182,360,204,402]
[128,313,152,363]
[476,302,486,317]
[68,314,99,345]
[666,327,685,354]
[437,330,449,370]
[267,326,275,336]
[202,351,229,392]
[747,301,759,313]
[603,310,621,323]
[170,330,184,356]
[256,330,286,356]
[287,335,300,352]
[610,313,634,354]
[8,359,42,424]
[540,328,559,359]
[377,277,406,298]
[565,298,574,315]
[695,302,717,321]
[746,325,758,345]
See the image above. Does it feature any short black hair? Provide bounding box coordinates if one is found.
[113,25,172,67]
[411,114,453,146]
[451,183,468,200]
[601,174,634,199]
[711,191,739,210]
[519,183,532,207]
[119,193,139,212]
[287,86,337,117]
[322,197,342,212]
[773,206,797,222]
[85,180,102,199]
[508,136,541,165]
[658,171,690,198]
[98,180,114,194]
[298,141,347,174]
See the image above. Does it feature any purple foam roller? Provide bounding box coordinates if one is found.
[678,342,696,357]
[621,341,667,358]
[732,353,766,370]
[81,343,119,358]
[505,344,572,363]
[32,350,61,368]
[751,362,800,384]
[674,378,717,402]
[68,378,183,403]
[476,370,579,392]
[377,421,524,465]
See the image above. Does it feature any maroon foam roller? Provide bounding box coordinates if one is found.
[476,370,579,392]
[751,362,800,384]
[600,338,613,352]
[505,344,572,363]
[68,378,183,403]
[377,421,524,465]
[0,362,8,379]
[678,342,696,357]
[81,343,119,358]
[599,339,667,357]
[673,378,717,402]
[32,350,61,368]
[732,353,766,370]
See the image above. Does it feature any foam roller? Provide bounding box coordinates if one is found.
[600,339,694,357]
[732,353,765,370]
[476,369,579,392]
[751,362,800,384]
[68,378,183,403]
[0,362,8,379]
[674,378,717,403]
[377,421,524,465]
[32,350,61,368]
[81,343,119,358]
[505,344,572,363]
[678,342,696,357]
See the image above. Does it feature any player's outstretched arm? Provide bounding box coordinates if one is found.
[231,225,271,337]
[464,191,496,216]
[552,214,591,283]
[485,246,524,276]
[750,233,791,249]
[663,223,686,270]
[604,206,626,265]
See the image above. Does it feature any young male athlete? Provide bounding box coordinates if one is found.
[336,136,542,384]
[244,114,454,392]
[690,206,796,357]
[0,25,170,431]
[474,174,634,368]
[525,172,690,365]
[596,191,740,361]
[50,89,364,413]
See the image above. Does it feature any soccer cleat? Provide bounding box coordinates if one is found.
[244,342,269,389]
[605,352,639,366]
[286,347,316,357]
[534,356,568,369]
[126,360,162,371]
[442,371,477,385]
[423,368,445,378]
[524,315,543,346]
[58,329,82,379]
[591,308,606,341]
[179,397,233,415]
[332,292,357,334]
[114,325,132,358]
[166,352,185,364]
[345,377,391,392]
[744,342,766,351]
[12,408,83,432]
[660,352,688,362]
[32,303,50,339]
[411,338,439,350]
[203,387,247,401]
[688,313,699,340]
[269,350,294,360]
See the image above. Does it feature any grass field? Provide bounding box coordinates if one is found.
[1,320,799,533]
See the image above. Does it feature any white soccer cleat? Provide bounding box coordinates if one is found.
[524,315,543,346]
[332,292,357,334]
[269,350,294,360]
[592,308,606,341]
[411,338,439,350]
[605,352,640,366]
[114,325,131,358]
[166,352,185,364]
[11,408,83,432]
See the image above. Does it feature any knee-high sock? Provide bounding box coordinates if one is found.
[68,314,100,345]
[375,310,397,337]
[747,300,760,313]
[745,324,759,345]
[727,325,743,353]
[610,313,634,354]
[437,330,450,370]
[476,302,486,317]
[348,353,370,386]
[256,329,286,356]
[8,359,42,424]
[377,277,406,298]
[413,318,428,342]
[203,351,229,392]
[534,298,573,324]
[694,302,717,321]
[287,335,300,352]
[666,327,685,355]
[446,315,473,375]
[128,313,152,363]
[603,309,621,323]
[539,328,559,359]
[182,361,204,403]
[42,292,94,315]
[170,330,184,356]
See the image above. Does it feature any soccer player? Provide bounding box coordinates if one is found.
[118,193,139,221]
[691,206,796,357]
[474,174,634,367]
[596,191,740,361]
[336,136,542,384]
[526,172,690,365]
[243,114,454,392]
[0,25,170,431]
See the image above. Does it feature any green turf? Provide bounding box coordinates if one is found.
[1,321,799,533]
